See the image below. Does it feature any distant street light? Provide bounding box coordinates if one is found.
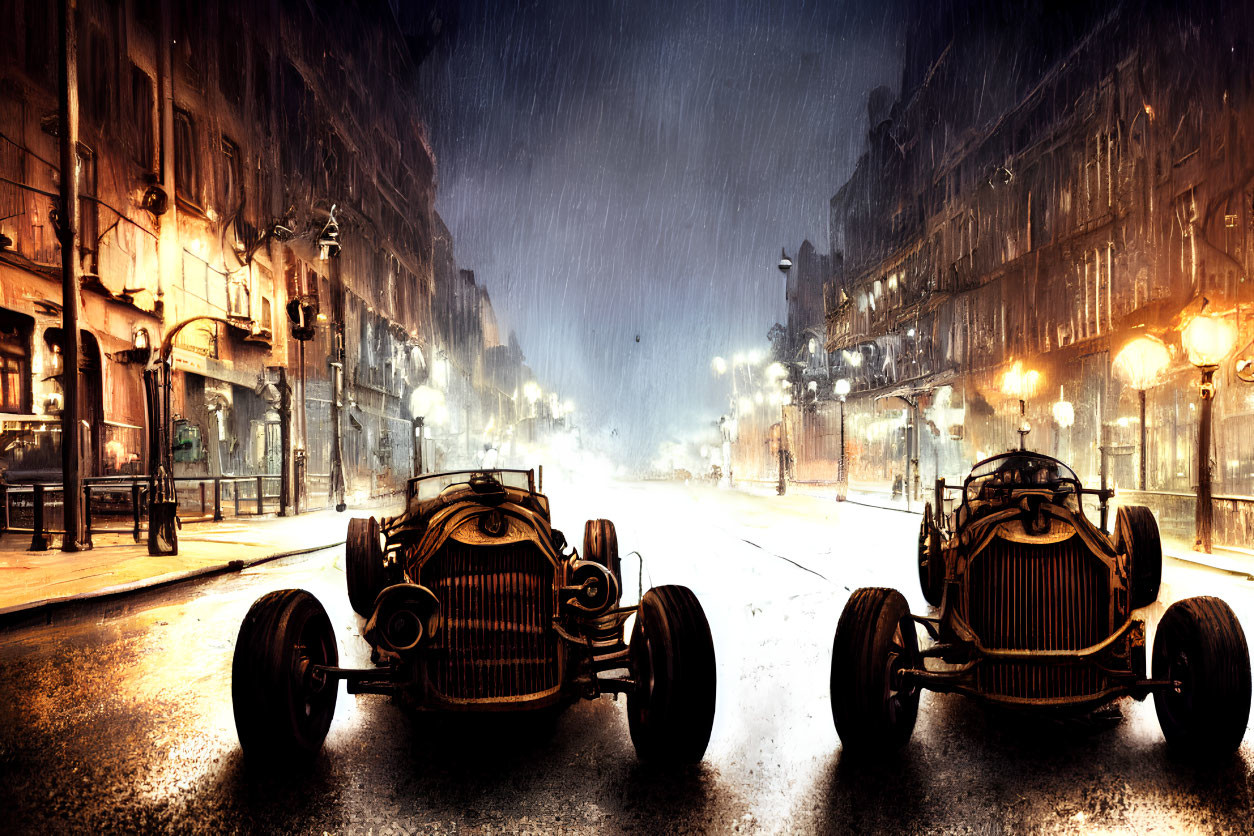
[1001,361,1041,450]
[778,248,792,274]
[1112,335,1171,490]
[1181,309,1238,553]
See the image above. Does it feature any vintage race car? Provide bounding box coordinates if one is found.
[831,451,1252,757]
[232,469,716,763]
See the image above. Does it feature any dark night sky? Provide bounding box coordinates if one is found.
[418,0,902,466]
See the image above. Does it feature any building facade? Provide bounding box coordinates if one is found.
[0,0,523,520]
[805,0,1254,543]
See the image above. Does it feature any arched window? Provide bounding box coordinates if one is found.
[0,309,32,413]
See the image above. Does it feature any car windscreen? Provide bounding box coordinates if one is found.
[412,470,531,502]
[964,455,1080,504]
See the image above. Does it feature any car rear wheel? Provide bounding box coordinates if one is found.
[1114,505,1162,609]
[346,516,386,616]
[831,587,920,755]
[627,585,716,764]
[233,589,339,761]
[917,503,943,607]
[583,518,621,581]
[1152,596,1251,758]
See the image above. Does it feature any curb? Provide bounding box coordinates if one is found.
[0,538,346,628]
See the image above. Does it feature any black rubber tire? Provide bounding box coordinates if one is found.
[627,585,717,764]
[831,587,921,754]
[917,503,943,607]
[346,516,386,617]
[1114,505,1162,609]
[583,518,622,582]
[1152,596,1251,758]
[232,589,339,761]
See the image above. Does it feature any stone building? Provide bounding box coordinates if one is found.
[819,0,1254,542]
[0,0,524,520]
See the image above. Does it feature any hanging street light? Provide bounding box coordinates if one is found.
[1180,309,1238,553]
[1112,334,1171,491]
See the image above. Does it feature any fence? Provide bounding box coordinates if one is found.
[0,473,326,549]
[1113,489,1254,555]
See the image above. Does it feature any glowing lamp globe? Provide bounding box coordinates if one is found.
[778,248,792,273]
[1052,399,1075,428]
[1001,361,1041,400]
[1112,335,1171,390]
[833,378,851,398]
[1181,313,1237,369]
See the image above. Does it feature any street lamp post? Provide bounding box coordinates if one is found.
[1181,310,1237,554]
[776,251,792,496]
[318,206,346,513]
[1112,335,1171,491]
[834,378,850,501]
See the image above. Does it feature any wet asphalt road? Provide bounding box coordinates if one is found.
[1,479,1253,834]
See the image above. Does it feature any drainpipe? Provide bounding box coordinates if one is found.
[155,0,176,313]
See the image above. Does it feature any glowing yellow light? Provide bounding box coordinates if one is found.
[1001,361,1041,400]
[1112,335,1171,390]
[1052,399,1075,428]
[712,356,727,375]
[1181,313,1237,368]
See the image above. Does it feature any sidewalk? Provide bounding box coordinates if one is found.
[0,499,404,622]
[737,478,1254,579]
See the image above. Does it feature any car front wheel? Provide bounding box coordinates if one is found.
[346,516,386,616]
[233,589,339,761]
[627,585,716,764]
[917,503,943,607]
[1114,505,1162,609]
[583,518,621,581]
[1152,595,1251,758]
[830,587,920,755]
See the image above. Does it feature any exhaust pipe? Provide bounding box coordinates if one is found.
[364,584,441,655]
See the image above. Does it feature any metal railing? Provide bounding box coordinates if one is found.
[0,474,292,549]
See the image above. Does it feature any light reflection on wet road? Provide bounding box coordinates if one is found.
[0,480,1251,833]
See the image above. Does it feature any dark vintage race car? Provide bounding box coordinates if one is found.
[831,450,1252,757]
[232,469,716,763]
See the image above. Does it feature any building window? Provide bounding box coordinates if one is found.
[227,270,250,319]
[0,311,32,413]
[253,53,271,133]
[219,7,245,107]
[79,27,112,126]
[220,136,242,211]
[23,0,55,87]
[129,65,156,171]
[134,0,159,32]
[78,149,98,273]
[173,4,203,89]
[174,109,200,207]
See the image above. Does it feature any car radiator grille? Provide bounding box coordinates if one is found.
[967,536,1112,700]
[421,541,560,701]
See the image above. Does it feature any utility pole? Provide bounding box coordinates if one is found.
[57,0,83,551]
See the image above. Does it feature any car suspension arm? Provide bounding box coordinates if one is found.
[312,664,404,695]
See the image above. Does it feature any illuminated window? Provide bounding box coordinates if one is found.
[0,311,32,413]
[174,109,200,207]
